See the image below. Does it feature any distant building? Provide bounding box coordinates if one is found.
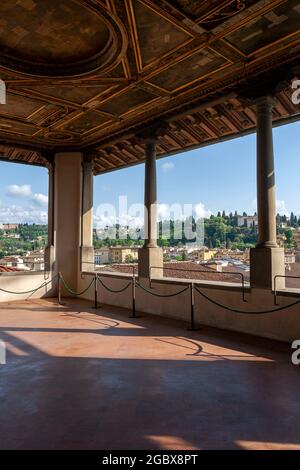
[237,215,258,228]
[0,223,19,230]
[94,247,110,265]
[190,248,217,262]
[0,256,27,270]
[110,246,139,263]
[277,234,286,247]
[294,228,300,250]
[22,249,45,271]
[285,251,296,267]
[2,232,20,239]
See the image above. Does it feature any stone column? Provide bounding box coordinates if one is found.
[54,152,82,294]
[44,158,55,271]
[250,96,285,289]
[81,156,94,272]
[144,138,158,249]
[137,125,166,279]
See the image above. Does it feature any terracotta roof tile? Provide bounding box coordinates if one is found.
[0,265,22,273]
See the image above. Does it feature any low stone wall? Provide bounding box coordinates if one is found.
[1,271,299,343]
[79,272,300,343]
[0,271,57,302]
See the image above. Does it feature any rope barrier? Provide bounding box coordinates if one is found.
[136,281,189,298]
[60,274,95,296]
[97,276,132,294]
[194,285,300,314]
[0,274,57,295]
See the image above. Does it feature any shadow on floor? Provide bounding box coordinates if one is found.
[0,298,299,450]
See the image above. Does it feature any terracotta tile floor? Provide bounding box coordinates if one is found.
[0,298,299,450]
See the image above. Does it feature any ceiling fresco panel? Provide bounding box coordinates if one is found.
[0,118,37,136]
[225,0,300,55]
[99,87,157,115]
[62,110,111,134]
[27,85,112,105]
[148,48,230,92]
[133,0,191,67]
[0,92,45,119]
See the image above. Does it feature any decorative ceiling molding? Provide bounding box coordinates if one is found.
[0,0,128,78]
[0,0,299,172]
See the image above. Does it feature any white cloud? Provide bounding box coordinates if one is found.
[6,184,48,208]
[31,193,48,207]
[276,199,289,216]
[6,184,32,197]
[161,162,175,172]
[0,202,47,224]
[194,202,212,219]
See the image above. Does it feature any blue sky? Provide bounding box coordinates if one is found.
[0,120,299,225]
[94,120,300,222]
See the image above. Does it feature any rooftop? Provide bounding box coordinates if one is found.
[99,261,251,283]
[0,265,23,273]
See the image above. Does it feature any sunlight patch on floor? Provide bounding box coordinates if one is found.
[236,440,300,450]
[146,435,199,450]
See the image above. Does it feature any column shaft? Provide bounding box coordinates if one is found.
[44,161,55,271]
[256,96,277,248]
[138,137,163,278]
[250,96,285,289]
[81,158,94,271]
[144,140,158,248]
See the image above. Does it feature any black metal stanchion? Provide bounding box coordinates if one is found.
[129,274,140,318]
[94,273,98,308]
[58,272,62,305]
[130,275,136,318]
[187,282,201,331]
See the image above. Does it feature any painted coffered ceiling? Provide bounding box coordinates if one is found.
[0,0,299,173]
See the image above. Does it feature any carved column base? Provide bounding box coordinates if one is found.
[250,247,285,290]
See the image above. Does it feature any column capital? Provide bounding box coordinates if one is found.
[43,152,55,173]
[254,95,277,113]
[135,121,168,144]
[238,68,294,105]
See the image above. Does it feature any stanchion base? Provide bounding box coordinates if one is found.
[129,314,141,319]
[186,326,202,331]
